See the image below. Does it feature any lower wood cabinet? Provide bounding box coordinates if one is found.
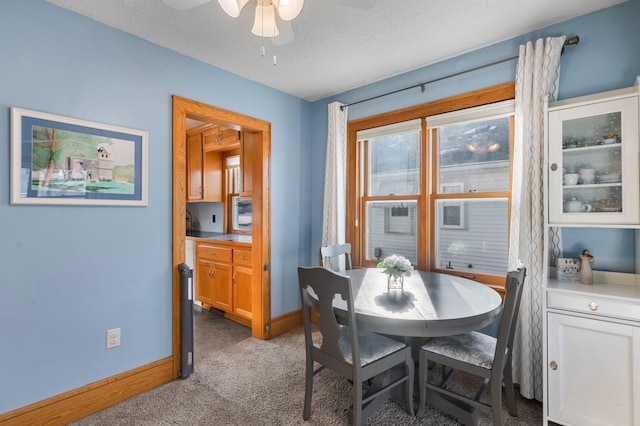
[232,249,253,323]
[544,283,640,426]
[195,241,252,326]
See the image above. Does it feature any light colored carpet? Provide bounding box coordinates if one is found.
[70,307,543,425]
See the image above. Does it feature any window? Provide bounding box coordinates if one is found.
[357,120,421,265]
[429,101,514,279]
[346,83,515,287]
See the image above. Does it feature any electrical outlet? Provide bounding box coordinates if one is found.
[106,328,121,349]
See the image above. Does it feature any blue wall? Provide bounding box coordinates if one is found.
[0,0,310,413]
[1,0,639,416]
[310,0,640,274]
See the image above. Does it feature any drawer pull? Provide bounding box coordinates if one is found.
[209,251,215,256]
[240,255,248,260]
[549,361,557,370]
[588,301,598,311]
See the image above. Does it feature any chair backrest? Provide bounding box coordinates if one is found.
[318,243,352,271]
[298,266,359,366]
[493,267,527,373]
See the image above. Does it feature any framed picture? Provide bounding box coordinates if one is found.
[439,182,466,229]
[11,107,148,206]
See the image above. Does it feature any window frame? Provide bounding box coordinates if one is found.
[346,82,515,290]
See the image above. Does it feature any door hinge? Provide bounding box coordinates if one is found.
[264,324,270,332]
[263,263,270,271]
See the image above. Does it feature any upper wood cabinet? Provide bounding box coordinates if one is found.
[240,131,259,197]
[187,124,230,202]
[204,126,241,151]
[187,133,203,201]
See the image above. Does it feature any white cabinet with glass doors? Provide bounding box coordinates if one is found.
[547,85,639,225]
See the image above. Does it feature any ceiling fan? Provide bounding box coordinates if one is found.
[163,0,301,46]
[163,0,377,46]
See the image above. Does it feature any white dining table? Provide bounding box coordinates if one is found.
[331,268,503,423]
[336,268,502,339]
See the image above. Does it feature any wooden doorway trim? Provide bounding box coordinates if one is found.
[172,95,271,377]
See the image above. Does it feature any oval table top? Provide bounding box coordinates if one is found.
[334,268,503,337]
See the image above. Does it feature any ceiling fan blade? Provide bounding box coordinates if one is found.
[272,18,294,45]
[163,0,212,10]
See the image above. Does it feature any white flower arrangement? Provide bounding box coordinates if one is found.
[377,255,413,279]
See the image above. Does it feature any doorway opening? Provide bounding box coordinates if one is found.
[171,96,271,377]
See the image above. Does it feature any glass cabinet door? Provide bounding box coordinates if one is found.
[548,94,639,225]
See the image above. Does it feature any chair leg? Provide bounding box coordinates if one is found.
[416,351,427,417]
[353,379,363,426]
[303,357,313,420]
[503,362,518,417]
[490,376,504,426]
[405,355,415,416]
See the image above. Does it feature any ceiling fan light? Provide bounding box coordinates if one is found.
[274,0,304,21]
[217,0,249,18]
[251,4,279,37]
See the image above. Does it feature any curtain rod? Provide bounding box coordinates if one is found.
[340,35,579,111]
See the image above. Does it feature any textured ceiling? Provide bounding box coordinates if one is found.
[47,0,626,101]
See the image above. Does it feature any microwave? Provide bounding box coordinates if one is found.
[232,196,252,232]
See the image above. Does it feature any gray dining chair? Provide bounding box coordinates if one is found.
[417,267,527,426]
[318,243,352,271]
[298,266,414,425]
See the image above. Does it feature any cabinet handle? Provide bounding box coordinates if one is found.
[232,272,236,283]
[240,255,248,260]
[588,301,598,311]
[549,361,558,370]
[209,268,215,279]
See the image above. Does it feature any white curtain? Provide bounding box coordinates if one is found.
[322,102,348,248]
[508,36,566,401]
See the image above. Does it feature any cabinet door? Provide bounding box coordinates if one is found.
[240,132,256,197]
[233,264,252,321]
[211,261,232,312]
[187,133,203,201]
[203,150,223,202]
[547,312,639,425]
[548,95,639,225]
[203,127,241,150]
[195,258,213,306]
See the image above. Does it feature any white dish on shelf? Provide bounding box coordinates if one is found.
[598,173,621,183]
[603,138,619,144]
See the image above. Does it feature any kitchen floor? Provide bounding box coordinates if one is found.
[193,304,252,356]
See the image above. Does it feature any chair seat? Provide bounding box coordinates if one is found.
[422,331,497,370]
[314,326,407,367]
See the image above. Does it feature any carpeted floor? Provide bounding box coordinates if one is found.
[70,306,543,425]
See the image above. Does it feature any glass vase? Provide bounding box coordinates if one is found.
[387,274,404,292]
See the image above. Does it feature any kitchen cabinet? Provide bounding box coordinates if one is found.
[187,133,203,201]
[545,283,640,426]
[194,241,252,326]
[240,132,257,197]
[186,129,224,202]
[231,249,253,323]
[203,126,241,151]
[547,86,639,225]
[196,243,232,311]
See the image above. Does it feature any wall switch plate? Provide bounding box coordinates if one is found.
[106,328,121,349]
[212,214,216,223]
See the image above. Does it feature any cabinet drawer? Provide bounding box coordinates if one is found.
[196,244,232,262]
[548,290,640,322]
[233,249,252,266]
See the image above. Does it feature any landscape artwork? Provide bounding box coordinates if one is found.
[11,107,148,206]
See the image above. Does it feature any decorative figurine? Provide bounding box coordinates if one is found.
[579,249,594,285]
